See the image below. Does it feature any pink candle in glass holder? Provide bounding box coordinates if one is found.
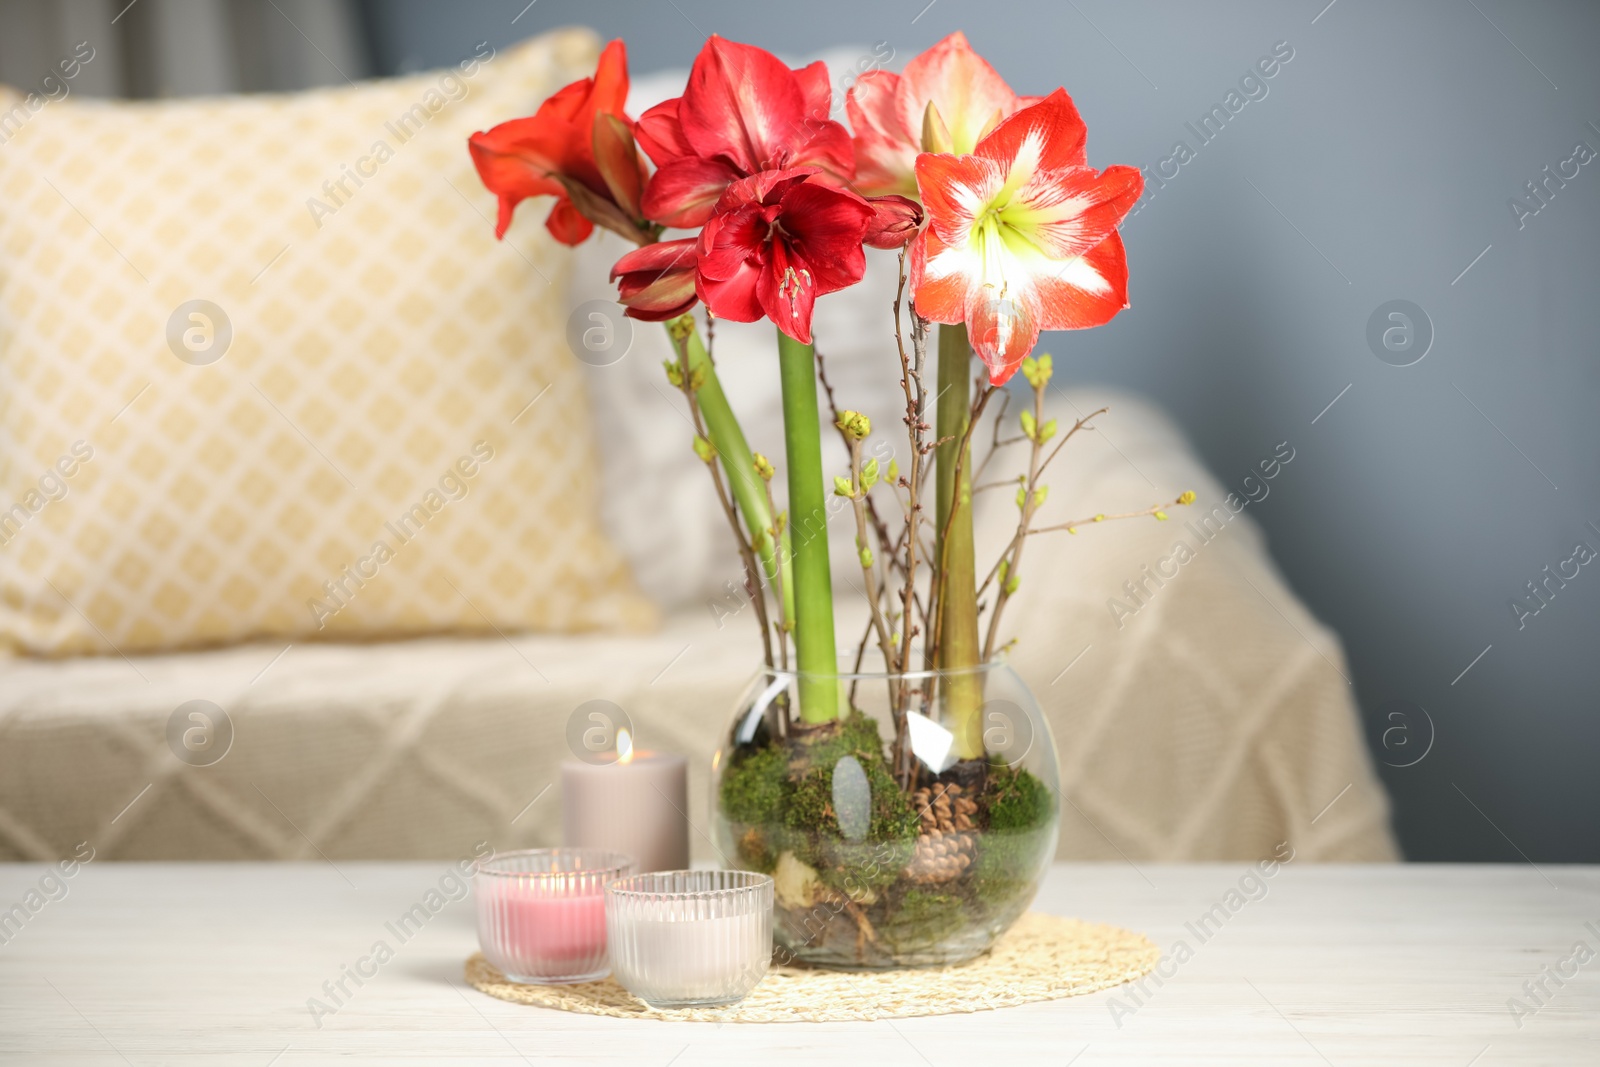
[475,849,633,984]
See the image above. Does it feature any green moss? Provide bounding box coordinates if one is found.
[719,742,789,825]
[880,888,968,952]
[971,826,1053,907]
[792,710,890,770]
[722,713,922,892]
[970,765,1056,909]
[733,826,777,873]
[986,764,1053,832]
[783,713,916,839]
[818,835,915,892]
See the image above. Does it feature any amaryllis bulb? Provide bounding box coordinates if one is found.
[969,285,1036,384]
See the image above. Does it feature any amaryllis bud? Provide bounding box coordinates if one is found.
[863,194,922,249]
[593,112,645,221]
[610,238,699,321]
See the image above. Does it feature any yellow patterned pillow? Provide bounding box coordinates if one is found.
[0,29,657,656]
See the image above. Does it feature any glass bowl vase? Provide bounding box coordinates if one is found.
[711,657,1059,969]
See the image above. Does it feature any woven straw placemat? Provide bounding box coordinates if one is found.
[464,912,1158,1023]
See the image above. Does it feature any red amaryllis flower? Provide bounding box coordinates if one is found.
[610,238,699,321]
[636,36,856,228]
[467,39,652,245]
[910,90,1143,385]
[847,31,1040,198]
[695,168,873,343]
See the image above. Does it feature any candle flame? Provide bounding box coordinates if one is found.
[616,727,634,765]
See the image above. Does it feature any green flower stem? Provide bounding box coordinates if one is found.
[776,329,840,723]
[934,323,985,759]
[670,320,794,625]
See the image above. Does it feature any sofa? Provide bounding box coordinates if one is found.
[0,30,1397,866]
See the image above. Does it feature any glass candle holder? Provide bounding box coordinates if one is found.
[606,870,774,1008]
[475,848,634,984]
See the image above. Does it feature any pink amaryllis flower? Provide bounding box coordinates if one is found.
[694,168,873,343]
[846,31,1040,198]
[468,39,651,246]
[635,36,855,228]
[910,90,1143,385]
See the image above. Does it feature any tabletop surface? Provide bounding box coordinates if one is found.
[0,861,1595,1065]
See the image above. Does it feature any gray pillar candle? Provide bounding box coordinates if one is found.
[561,738,689,874]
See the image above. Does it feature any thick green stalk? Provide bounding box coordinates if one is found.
[672,322,794,624]
[776,330,839,723]
[935,323,985,759]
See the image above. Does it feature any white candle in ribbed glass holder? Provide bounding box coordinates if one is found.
[605,870,774,1008]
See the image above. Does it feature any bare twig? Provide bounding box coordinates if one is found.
[890,252,925,785]
[1037,406,1110,477]
[981,377,1048,661]
[817,349,903,584]
[1027,499,1186,537]
[976,405,1109,604]
[847,436,899,682]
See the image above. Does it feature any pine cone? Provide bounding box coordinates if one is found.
[904,782,979,884]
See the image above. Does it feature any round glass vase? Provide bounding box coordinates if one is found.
[711,657,1060,969]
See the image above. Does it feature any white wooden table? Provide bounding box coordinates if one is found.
[0,863,1594,1065]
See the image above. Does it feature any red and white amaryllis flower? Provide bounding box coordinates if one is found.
[910,90,1143,385]
[847,31,1040,198]
[636,36,855,228]
[694,168,873,343]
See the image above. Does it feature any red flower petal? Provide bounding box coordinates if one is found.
[633,98,690,166]
[641,156,742,228]
[712,167,820,214]
[793,60,834,121]
[1030,229,1130,330]
[896,31,1027,155]
[536,77,592,126]
[780,181,872,292]
[694,213,765,322]
[756,238,818,343]
[545,197,594,245]
[695,206,767,282]
[620,285,698,322]
[1006,163,1143,261]
[847,70,919,196]
[968,284,1040,385]
[588,39,631,119]
[791,120,859,186]
[973,88,1089,174]
[680,36,806,174]
[468,121,568,238]
[908,224,969,325]
[913,150,1001,248]
[610,237,699,281]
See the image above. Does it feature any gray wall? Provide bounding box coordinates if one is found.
[360,0,1599,863]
